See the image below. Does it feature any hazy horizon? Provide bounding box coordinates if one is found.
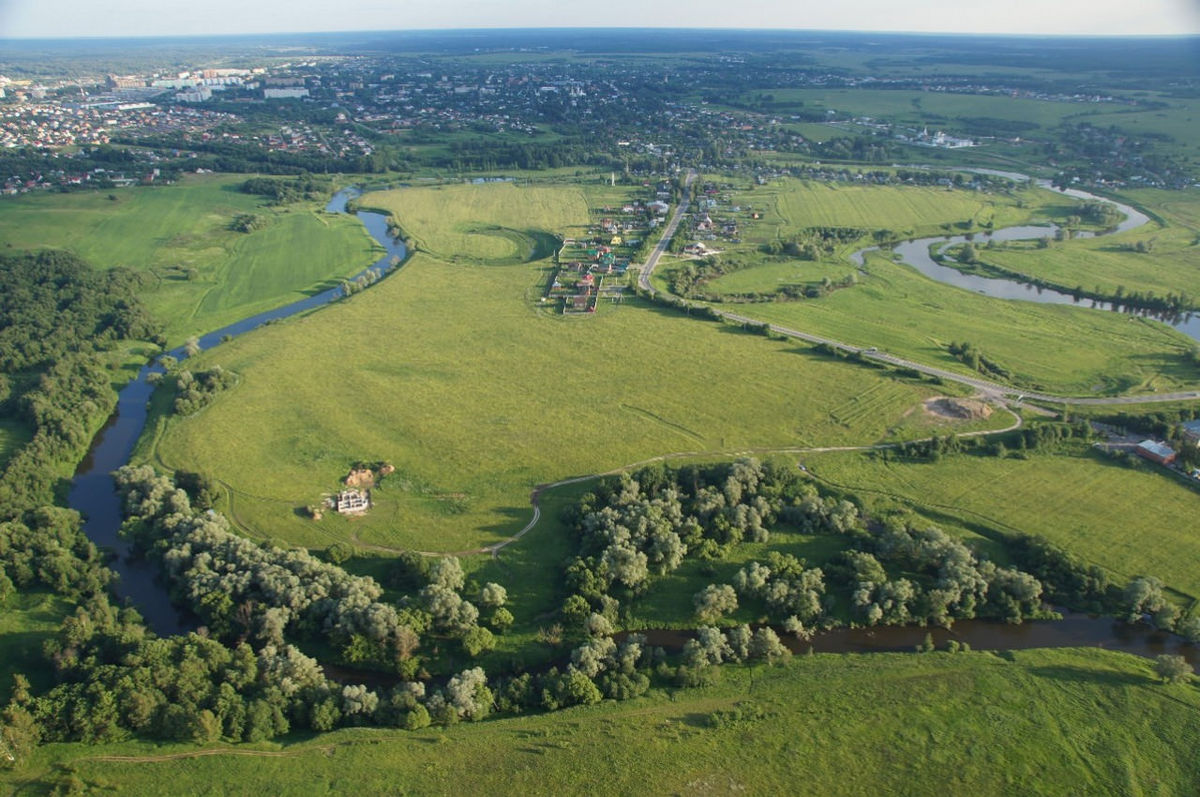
[1,0,1198,39]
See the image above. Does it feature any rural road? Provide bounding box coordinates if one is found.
[637,169,697,292]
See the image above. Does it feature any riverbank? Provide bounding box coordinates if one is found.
[67,188,408,635]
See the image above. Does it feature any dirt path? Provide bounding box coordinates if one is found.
[84,745,336,763]
[353,403,1025,559]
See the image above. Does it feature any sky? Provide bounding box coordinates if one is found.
[1,0,1198,39]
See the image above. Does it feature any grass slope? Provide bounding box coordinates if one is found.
[806,447,1200,599]
[0,175,381,341]
[15,649,1200,796]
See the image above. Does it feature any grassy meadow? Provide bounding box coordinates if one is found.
[143,247,955,553]
[11,648,1200,796]
[718,248,1200,396]
[712,177,1059,253]
[364,182,587,264]
[969,188,1200,300]
[0,175,382,341]
[806,447,1200,600]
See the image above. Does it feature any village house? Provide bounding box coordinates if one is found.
[1181,419,1200,444]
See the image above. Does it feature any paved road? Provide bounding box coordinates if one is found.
[637,170,697,293]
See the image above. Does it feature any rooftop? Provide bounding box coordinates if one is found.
[1136,439,1176,459]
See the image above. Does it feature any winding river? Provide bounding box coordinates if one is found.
[851,175,1200,342]
[67,189,404,634]
[65,179,1195,664]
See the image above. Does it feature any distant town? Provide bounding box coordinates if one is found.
[1,41,1194,197]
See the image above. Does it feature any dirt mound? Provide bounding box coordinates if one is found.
[923,397,994,421]
[344,468,376,488]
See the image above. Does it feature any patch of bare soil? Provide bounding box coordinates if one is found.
[344,468,376,488]
[923,397,994,421]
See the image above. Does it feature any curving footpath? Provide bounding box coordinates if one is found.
[379,407,1027,560]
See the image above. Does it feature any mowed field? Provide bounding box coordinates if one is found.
[366,182,586,264]
[16,649,1200,796]
[0,175,381,341]
[806,448,1200,599]
[725,249,1199,396]
[146,248,945,553]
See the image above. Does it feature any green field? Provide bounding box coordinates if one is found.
[712,177,1058,252]
[967,189,1200,300]
[366,183,586,264]
[806,447,1200,599]
[0,175,382,341]
[12,648,1199,796]
[769,180,1034,237]
[143,247,958,553]
[715,248,1199,396]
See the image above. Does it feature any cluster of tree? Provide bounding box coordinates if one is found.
[0,506,112,600]
[730,553,825,628]
[494,634,654,713]
[759,227,865,261]
[170,366,237,416]
[119,135,386,175]
[1006,534,1113,612]
[888,421,1092,463]
[339,265,385,297]
[831,518,1044,625]
[1122,576,1200,640]
[1092,408,1199,444]
[949,240,1197,317]
[572,460,1052,635]
[1078,201,1124,228]
[563,460,795,624]
[230,213,267,233]
[1120,239,1157,254]
[721,516,1045,629]
[239,176,332,204]
[113,465,423,674]
[0,251,168,746]
[0,250,160,373]
[947,341,1011,380]
[676,625,791,684]
[437,139,607,172]
[633,285,722,320]
[2,591,505,750]
[806,135,896,164]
